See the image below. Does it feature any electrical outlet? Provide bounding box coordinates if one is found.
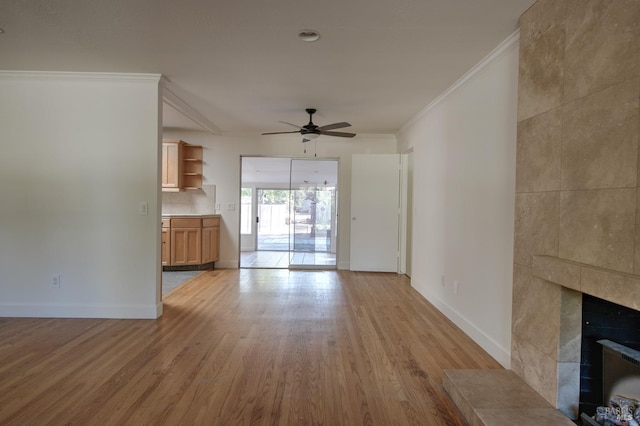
[51,274,61,288]
[453,280,459,295]
[227,203,235,211]
[215,203,221,211]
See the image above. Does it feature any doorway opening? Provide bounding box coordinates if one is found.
[240,157,338,269]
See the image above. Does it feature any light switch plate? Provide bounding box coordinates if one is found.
[139,201,148,215]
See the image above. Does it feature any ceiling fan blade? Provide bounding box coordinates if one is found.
[261,130,301,135]
[318,122,351,131]
[278,121,302,130]
[320,130,356,138]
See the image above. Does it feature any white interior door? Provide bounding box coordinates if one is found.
[350,154,400,272]
[400,151,413,277]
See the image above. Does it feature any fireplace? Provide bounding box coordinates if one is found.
[518,255,640,419]
[513,0,640,421]
[579,294,640,425]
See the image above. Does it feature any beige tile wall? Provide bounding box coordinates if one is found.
[513,0,640,417]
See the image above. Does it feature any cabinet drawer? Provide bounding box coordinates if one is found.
[171,218,201,228]
[161,218,171,228]
[202,217,220,227]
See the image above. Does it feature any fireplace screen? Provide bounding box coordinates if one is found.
[580,340,640,426]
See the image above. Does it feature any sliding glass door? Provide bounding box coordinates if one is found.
[240,157,337,269]
[288,159,337,268]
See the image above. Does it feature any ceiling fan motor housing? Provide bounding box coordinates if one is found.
[302,108,320,135]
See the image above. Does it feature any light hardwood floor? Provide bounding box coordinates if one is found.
[0,269,502,425]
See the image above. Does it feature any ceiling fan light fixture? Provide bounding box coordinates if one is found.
[304,132,320,140]
[298,30,320,42]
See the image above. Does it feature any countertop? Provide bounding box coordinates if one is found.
[162,214,220,217]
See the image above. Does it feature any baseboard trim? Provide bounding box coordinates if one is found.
[412,280,511,368]
[0,303,161,319]
[163,262,215,271]
[215,260,239,269]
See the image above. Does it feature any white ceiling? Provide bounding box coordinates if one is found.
[0,0,535,135]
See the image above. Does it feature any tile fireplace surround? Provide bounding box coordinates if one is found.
[512,0,640,419]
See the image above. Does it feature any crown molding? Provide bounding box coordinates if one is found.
[398,29,520,135]
[0,71,162,82]
[161,77,221,135]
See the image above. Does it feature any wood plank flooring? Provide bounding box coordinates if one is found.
[0,269,502,425]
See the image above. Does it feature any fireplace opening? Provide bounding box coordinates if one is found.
[579,340,640,425]
[579,294,640,423]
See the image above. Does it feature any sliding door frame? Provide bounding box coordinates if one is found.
[239,155,340,270]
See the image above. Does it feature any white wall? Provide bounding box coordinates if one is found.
[0,72,162,319]
[161,130,397,269]
[396,35,519,366]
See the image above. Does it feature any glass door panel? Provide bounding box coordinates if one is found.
[288,159,337,268]
[256,189,290,251]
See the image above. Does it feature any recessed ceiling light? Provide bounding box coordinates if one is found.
[0,28,5,34]
[298,29,320,42]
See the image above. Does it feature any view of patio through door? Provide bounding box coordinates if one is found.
[256,189,290,252]
[240,157,337,269]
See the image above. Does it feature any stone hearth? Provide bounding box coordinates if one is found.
[443,369,574,426]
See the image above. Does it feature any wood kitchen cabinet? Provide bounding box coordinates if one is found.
[163,215,220,269]
[162,140,203,192]
[201,216,220,264]
[170,218,202,266]
[161,217,171,266]
[162,141,183,190]
[181,143,203,190]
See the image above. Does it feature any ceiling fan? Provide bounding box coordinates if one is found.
[261,108,356,140]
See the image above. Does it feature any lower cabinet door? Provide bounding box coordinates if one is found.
[162,228,170,266]
[202,226,220,263]
[171,228,201,265]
